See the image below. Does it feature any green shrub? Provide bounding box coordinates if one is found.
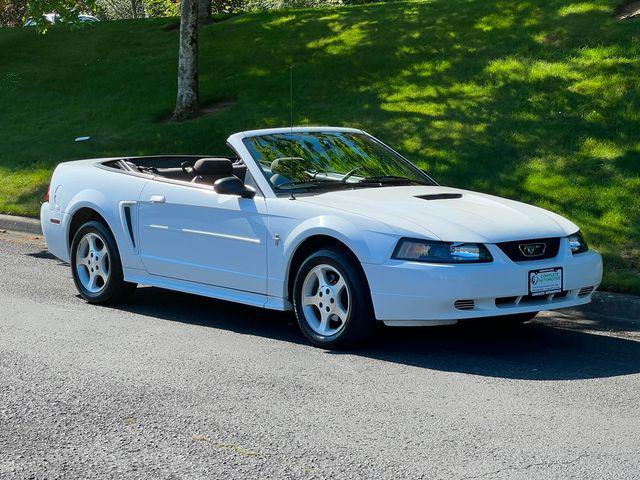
[145,0,178,16]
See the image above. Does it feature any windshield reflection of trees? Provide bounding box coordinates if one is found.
[245,132,425,187]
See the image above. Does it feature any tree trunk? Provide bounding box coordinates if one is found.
[172,0,199,122]
[198,0,212,24]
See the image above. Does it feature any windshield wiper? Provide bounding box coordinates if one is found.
[340,166,363,183]
[275,176,429,194]
[275,179,342,191]
[357,175,429,185]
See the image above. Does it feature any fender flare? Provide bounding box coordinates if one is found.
[284,215,375,262]
[279,215,382,299]
[64,190,117,250]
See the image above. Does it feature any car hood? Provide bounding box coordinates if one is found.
[297,186,578,243]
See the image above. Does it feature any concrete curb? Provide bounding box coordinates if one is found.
[0,214,42,235]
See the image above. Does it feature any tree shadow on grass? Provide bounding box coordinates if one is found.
[114,286,640,382]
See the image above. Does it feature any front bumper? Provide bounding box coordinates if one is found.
[363,239,603,325]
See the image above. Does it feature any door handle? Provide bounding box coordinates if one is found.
[149,195,166,203]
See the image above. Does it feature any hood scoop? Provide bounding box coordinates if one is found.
[415,193,462,201]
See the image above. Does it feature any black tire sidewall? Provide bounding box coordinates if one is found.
[70,221,128,304]
[293,248,375,348]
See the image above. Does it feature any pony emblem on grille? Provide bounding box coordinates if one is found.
[519,243,546,257]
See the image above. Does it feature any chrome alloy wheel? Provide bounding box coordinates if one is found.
[301,264,351,336]
[75,232,110,294]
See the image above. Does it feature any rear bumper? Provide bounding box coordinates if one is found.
[363,241,603,325]
[40,202,70,263]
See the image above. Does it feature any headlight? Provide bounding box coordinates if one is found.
[392,238,493,263]
[568,231,588,254]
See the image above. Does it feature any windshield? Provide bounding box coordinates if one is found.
[242,131,435,193]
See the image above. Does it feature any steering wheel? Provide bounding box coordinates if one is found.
[181,161,194,174]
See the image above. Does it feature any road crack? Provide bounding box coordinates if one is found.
[458,453,591,480]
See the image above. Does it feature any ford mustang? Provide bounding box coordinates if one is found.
[40,127,602,347]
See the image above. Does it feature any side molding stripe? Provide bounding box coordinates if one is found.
[145,224,261,245]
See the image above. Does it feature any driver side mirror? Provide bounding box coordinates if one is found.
[214,176,256,199]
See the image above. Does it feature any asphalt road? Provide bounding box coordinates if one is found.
[1,231,639,479]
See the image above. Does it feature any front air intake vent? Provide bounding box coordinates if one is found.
[123,205,136,247]
[415,193,463,201]
[578,286,594,297]
[454,299,476,310]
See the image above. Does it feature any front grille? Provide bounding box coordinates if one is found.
[496,290,568,307]
[496,237,561,262]
[495,296,518,306]
[454,299,476,310]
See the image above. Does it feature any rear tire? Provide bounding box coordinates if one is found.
[70,221,137,304]
[293,248,375,349]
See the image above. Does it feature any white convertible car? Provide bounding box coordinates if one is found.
[41,127,602,347]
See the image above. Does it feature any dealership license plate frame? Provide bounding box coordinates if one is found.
[528,267,563,296]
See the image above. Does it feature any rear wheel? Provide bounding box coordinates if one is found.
[293,248,375,349]
[70,221,136,304]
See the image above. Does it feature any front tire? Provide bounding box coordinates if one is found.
[70,221,137,304]
[293,248,375,349]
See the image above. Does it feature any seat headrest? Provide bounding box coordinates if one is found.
[194,158,234,176]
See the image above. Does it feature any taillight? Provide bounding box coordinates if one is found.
[45,184,51,203]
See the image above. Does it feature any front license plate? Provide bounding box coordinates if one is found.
[528,267,563,296]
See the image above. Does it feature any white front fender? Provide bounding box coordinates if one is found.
[271,214,399,301]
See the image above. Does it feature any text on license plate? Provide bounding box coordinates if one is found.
[529,267,563,296]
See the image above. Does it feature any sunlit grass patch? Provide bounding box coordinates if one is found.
[475,12,517,31]
[306,21,372,54]
[485,57,580,82]
[580,138,625,161]
[558,2,611,16]
[0,168,51,217]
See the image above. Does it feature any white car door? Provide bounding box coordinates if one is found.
[137,179,268,294]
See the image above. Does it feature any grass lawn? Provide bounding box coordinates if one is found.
[0,0,638,293]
